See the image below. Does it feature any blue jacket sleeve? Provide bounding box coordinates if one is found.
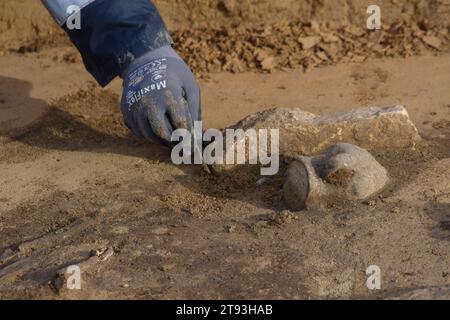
[61,0,172,87]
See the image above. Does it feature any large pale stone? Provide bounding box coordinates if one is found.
[231,105,420,157]
[283,143,389,211]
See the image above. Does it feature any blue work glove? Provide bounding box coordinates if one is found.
[121,45,201,145]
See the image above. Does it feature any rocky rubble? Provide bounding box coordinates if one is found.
[4,19,448,78]
[173,20,450,76]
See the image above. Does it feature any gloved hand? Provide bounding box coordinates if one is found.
[121,45,201,145]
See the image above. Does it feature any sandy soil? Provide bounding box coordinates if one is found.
[0,1,450,299]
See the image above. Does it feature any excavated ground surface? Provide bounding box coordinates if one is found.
[0,1,450,299]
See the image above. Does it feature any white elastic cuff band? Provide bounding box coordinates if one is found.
[41,0,96,26]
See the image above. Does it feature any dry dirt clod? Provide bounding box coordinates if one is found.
[224,225,237,233]
[420,36,442,49]
[391,206,401,213]
[298,36,321,49]
[260,56,277,71]
[271,210,297,225]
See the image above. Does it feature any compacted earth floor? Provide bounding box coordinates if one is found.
[0,9,450,298]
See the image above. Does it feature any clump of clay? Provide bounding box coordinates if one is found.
[283,143,389,211]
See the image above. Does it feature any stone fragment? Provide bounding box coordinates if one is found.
[232,105,420,157]
[283,143,389,211]
[298,36,321,49]
[421,35,441,49]
[260,56,277,71]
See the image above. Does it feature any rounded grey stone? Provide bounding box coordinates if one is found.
[284,143,389,211]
